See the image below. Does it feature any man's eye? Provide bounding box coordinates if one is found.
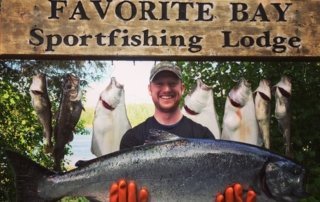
[169,83,178,87]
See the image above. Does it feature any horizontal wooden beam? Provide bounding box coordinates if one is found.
[1,0,319,60]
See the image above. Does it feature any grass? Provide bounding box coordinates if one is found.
[126,103,154,127]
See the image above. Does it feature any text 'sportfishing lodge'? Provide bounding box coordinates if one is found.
[28,0,300,54]
[1,0,319,58]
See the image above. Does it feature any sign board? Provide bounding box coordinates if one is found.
[0,0,319,60]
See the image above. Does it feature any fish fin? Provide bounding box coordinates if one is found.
[75,160,90,167]
[84,196,101,202]
[146,129,182,144]
[5,150,58,202]
[253,91,257,99]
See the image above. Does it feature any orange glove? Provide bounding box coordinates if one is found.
[109,179,149,202]
[216,183,256,202]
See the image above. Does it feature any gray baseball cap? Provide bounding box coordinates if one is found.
[149,61,182,82]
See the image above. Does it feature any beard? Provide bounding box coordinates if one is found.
[154,98,181,113]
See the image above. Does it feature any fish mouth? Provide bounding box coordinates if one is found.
[261,173,273,198]
[31,90,43,95]
[277,87,291,98]
[100,97,115,110]
[64,74,81,101]
[258,92,271,101]
[228,96,243,108]
[65,74,80,88]
[276,193,309,202]
[183,105,199,115]
[293,190,309,199]
[69,89,81,101]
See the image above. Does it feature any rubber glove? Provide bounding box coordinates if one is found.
[216,183,256,202]
[109,179,149,202]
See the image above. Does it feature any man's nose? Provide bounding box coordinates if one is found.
[162,84,171,91]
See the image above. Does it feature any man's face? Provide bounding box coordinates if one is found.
[148,71,185,113]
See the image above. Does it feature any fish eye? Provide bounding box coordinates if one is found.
[65,84,72,89]
[292,167,302,175]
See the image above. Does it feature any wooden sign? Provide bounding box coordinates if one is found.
[0,0,319,60]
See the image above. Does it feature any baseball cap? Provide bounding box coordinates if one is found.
[149,61,182,82]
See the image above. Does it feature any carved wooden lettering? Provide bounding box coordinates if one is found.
[0,0,319,60]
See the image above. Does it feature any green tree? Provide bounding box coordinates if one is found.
[0,59,110,201]
[179,61,320,201]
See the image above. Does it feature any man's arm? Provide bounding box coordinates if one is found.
[120,128,143,150]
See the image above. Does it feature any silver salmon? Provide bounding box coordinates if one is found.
[6,131,306,202]
[274,76,292,157]
[253,79,271,149]
[29,73,53,153]
[53,74,84,171]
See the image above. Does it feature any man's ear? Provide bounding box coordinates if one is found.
[148,84,151,96]
[181,83,186,95]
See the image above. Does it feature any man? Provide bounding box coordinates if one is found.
[110,61,256,202]
[120,61,214,150]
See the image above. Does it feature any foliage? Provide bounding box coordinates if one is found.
[178,61,320,201]
[80,107,96,128]
[0,59,109,201]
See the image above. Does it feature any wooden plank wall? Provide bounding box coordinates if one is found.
[0,0,319,60]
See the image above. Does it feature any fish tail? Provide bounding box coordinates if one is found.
[5,150,56,202]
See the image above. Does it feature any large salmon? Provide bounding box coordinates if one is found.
[29,73,53,153]
[182,79,221,139]
[6,131,306,202]
[91,77,132,157]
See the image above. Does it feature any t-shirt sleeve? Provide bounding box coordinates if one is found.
[120,129,140,150]
[202,127,215,139]
[189,119,215,139]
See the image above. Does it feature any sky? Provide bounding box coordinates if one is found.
[84,60,155,108]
